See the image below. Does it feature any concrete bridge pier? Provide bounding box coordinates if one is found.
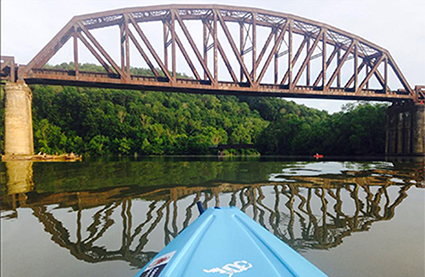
[386,102,425,156]
[4,82,34,155]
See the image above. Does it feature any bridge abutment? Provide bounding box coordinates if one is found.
[386,102,424,156]
[4,82,34,155]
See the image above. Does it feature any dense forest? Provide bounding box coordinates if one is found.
[0,63,389,156]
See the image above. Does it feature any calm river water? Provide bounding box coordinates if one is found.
[1,157,424,277]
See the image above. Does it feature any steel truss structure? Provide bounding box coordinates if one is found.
[1,5,423,101]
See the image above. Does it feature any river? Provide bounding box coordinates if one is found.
[1,157,424,277]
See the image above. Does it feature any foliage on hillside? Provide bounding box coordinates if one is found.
[256,102,388,155]
[29,84,268,155]
[0,63,389,156]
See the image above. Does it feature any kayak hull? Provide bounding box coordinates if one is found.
[135,207,327,277]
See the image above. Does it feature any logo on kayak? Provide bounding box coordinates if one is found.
[203,260,253,277]
[141,251,176,277]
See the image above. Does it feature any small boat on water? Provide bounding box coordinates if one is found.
[135,204,327,277]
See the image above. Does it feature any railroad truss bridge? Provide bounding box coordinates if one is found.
[1,5,424,155]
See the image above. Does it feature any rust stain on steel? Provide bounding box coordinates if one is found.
[1,5,422,101]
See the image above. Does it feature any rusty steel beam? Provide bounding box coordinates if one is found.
[292,28,325,87]
[274,31,279,84]
[120,21,125,73]
[252,12,257,83]
[127,30,160,77]
[204,20,238,83]
[203,20,208,81]
[337,48,341,87]
[233,16,254,82]
[73,29,79,75]
[78,22,125,78]
[77,32,114,74]
[367,60,388,92]
[164,21,169,70]
[288,20,293,89]
[306,38,310,86]
[216,9,253,86]
[164,19,201,80]
[171,12,176,82]
[384,56,388,92]
[213,13,218,85]
[325,40,356,90]
[356,55,385,93]
[322,30,327,87]
[128,16,172,81]
[240,22,244,82]
[354,41,358,91]
[356,59,383,91]
[119,16,131,80]
[387,54,413,95]
[23,19,76,75]
[365,63,369,89]
[33,29,73,70]
[124,16,130,79]
[256,21,289,85]
[281,37,308,85]
[344,60,366,89]
[173,10,214,82]
[313,45,338,87]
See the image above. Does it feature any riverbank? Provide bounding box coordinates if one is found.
[1,152,82,162]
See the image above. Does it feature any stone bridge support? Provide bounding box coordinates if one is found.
[386,102,425,156]
[4,82,34,155]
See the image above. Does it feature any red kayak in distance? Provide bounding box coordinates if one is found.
[313,153,324,159]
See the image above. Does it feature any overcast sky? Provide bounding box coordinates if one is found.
[2,0,424,113]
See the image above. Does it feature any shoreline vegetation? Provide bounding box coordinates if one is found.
[0,63,388,158]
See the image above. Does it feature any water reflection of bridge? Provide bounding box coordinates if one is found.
[2,162,423,268]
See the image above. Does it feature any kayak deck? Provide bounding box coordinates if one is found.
[136,206,327,277]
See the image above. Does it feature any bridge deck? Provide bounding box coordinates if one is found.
[22,68,413,101]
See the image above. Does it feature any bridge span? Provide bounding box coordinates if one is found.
[1,5,424,156]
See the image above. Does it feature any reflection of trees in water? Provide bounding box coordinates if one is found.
[1,160,423,268]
